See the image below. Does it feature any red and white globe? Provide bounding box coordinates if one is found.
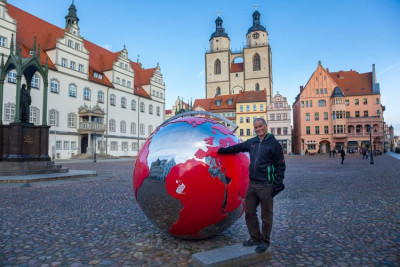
[133,116,249,239]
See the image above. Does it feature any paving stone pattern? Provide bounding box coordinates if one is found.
[1,155,399,266]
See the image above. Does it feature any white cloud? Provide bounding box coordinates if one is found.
[198,70,205,77]
[102,44,112,51]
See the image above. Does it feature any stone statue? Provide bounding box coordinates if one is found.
[20,84,31,123]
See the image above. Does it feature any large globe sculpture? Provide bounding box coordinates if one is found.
[133,113,250,239]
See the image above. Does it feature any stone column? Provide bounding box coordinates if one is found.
[42,79,48,125]
[14,74,22,123]
[0,79,4,125]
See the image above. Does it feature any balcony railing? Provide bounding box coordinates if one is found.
[78,122,105,132]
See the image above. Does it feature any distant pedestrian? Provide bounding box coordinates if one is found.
[340,147,345,164]
[332,149,336,158]
[362,149,366,159]
[329,150,331,158]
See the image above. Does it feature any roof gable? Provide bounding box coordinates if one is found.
[329,70,373,96]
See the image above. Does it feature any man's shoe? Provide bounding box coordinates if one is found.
[242,238,260,246]
[255,243,268,253]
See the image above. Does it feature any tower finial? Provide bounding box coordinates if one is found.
[255,4,258,10]
[217,10,220,17]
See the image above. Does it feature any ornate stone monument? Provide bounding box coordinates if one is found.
[0,36,67,175]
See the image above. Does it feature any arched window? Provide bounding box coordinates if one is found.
[49,109,59,126]
[4,103,15,121]
[156,106,160,116]
[50,79,59,93]
[31,74,40,89]
[216,87,221,96]
[149,104,153,114]
[214,59,221,75]
[83,87,91,101]
[110,94,116,106]
[121,97,126,108]
[253,53,261,71]
[318,100,326,107]
[69,84,77,97]
[109,119,116,132]
[67,113,77,128]
[120,121,126,133]
[29,106,40,124]
[131,100,136,110]
[131,122,136,134]
[139,123,145,135]
[255,83,260,91]
[97,91,104,103]
[148,125,153,135]
[140,102,145,113]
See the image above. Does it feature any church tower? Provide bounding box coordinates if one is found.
[205,6,273,103]
[244,6,273,103]
[205,13,231,98]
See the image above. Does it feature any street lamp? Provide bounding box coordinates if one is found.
[368,125,374,164]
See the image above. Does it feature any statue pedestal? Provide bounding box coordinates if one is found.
[0,123,51,161]
[0,123,67,176]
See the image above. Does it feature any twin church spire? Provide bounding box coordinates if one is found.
[210,6,267,42]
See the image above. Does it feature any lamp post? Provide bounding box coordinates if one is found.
[93,131,97,163]
[368,125,374,164]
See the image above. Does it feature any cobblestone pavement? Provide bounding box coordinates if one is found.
[1,154,399,266]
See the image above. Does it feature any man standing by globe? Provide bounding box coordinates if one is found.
[218,118,286,253]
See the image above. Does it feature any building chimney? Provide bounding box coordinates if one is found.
[300,86,304,92]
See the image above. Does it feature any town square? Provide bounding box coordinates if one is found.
[0,0,399,266]
[1,154,400,266]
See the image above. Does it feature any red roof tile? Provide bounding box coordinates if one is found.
[237,90,266,103]
[329,70,373,96]
[165,109,172,115]
[193,98,213,110]
[194,95,238,112]
[6,3,157,94]
[231,63,243,73]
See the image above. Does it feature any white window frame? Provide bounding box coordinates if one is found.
[97,91,104,103]
[0,35,7,47]
[121,97,127,108]
[69,84,77,97]
[29,106,40,124]
[7,70,16,83]
[50,79,59,93]
[110,94,116,106]
[68,113,77,128]
[4,103,15,121]
[120,121,126,133]
[83,88,91,101]
[49,109,59,127]
[109,119,116,132]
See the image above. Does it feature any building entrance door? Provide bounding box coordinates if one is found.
[81,136,88,153]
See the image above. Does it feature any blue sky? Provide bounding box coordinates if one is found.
[9,0,400,135]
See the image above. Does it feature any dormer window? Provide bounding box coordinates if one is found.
[93,72,103,79]
[227,99,233,105]
[216,100,221,106]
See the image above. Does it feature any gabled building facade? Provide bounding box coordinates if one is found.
[267,92,292,154]
[0,1,165,159]
[205,8,273,104]
[293,62,384,155]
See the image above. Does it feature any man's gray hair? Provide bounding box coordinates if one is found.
[253,117,267,125]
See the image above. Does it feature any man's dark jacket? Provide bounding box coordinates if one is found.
[218,133,286,197]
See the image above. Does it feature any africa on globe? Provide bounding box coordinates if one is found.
[133,113,250,239]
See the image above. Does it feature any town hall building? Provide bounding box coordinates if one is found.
[0,1,165,159]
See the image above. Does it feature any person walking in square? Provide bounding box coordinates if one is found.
[332,147,336,158]
[217,118,286,253]
[340,147,345,164]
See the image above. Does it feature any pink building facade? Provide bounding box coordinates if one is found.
[293,62,384,155]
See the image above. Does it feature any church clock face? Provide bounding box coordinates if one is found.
[253,33,259,39]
